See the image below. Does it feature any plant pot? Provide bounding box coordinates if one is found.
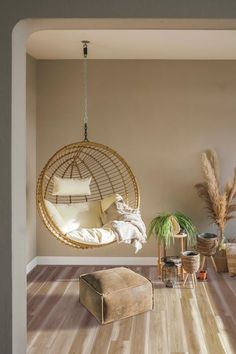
[226,243,236,275]
[198,270,207,281]
[214,250,228,273]
[197,233,218,256]
[181,251,200,273]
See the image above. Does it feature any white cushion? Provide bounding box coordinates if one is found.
[52,176,91,196]
[44,200,65,229]
[54,203,81,224]
[68,227,116,244]
[55,201,103,229]
[44,200,79,233]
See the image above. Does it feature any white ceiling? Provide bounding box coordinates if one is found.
[27,29,236,60]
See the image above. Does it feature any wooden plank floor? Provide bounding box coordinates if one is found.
[27,265,236,354]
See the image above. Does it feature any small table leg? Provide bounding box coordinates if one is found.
[200,255,206,270]
[183,273,189,286]
[191,274,198,288]
[180,237,184,280]
[194,273,198,286]
[210,256,218,273]
[157,242,162,277]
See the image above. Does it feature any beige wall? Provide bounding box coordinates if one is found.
[26,55,37,263]
[36,59,236,257]
[7,16,236,354]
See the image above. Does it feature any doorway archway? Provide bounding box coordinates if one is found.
[12,18,236,353]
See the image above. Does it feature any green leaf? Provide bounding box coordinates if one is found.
[148,211,197,247]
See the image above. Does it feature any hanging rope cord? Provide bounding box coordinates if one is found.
[82,41,89,141]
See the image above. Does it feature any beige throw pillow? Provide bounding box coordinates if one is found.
[44,200,65,230]
[55,201,103,229]
[101,194,117,213]
[52,176,91,196]
[100,194,122,225]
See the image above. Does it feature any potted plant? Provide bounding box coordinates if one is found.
[195,150,236,272]
[197,232,218,257]
[198,270,207,281]
[181,251,200,287]
[148,212,197,251]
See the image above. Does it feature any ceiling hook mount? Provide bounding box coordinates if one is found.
[82,40,90,58]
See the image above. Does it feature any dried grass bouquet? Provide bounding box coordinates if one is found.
[195,150,236,248]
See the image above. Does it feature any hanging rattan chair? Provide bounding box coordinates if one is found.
[36,41,140,249]
[37,140,140,249]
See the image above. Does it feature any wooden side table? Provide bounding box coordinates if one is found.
[157,234,187,279]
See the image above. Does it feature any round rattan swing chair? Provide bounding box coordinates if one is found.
[36,41,140,249]
[37,140,140,249]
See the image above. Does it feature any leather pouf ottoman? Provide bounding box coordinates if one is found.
[79,267,153,324]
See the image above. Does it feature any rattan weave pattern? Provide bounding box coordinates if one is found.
[197,234,218,256]
[181,252,200,274]
[37,140,140,249]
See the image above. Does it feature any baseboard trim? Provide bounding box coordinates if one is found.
[26,257,38,274]
[33,256,157,267]
[27,257,157,272]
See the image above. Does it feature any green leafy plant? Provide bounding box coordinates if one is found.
[148,212,197,248]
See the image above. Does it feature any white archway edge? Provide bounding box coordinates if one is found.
[12,18,236,354]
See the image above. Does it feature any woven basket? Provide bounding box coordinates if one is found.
[197,233,218,256]
[181,251,200,274]
[214,254,228,273]
[226,243,236,275]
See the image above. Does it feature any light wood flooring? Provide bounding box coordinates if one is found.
[27,265,236,354]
